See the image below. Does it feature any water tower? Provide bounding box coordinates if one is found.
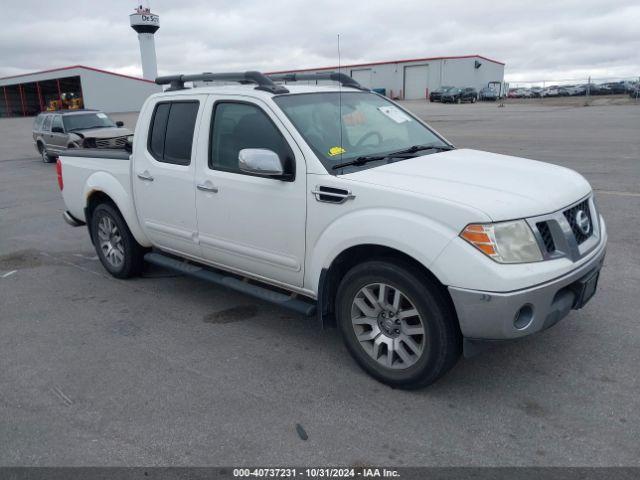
[130,4,160,80]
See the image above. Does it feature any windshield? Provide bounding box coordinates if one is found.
[62,112,116,131]
[273,92,449,173]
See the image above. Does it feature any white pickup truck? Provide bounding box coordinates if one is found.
[56,71,606,388]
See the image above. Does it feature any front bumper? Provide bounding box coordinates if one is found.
[448,237,606,342]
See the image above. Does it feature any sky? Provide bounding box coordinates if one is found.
[1,0,639,85]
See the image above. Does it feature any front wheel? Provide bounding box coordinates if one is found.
[336,261,462,389]
[91,203,146,278]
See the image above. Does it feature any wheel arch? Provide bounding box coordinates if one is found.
[83,178,151,247]
[317,243,456,329]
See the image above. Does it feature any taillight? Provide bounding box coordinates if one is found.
[56,159,63,190]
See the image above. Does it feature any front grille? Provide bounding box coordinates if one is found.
[95,136,128,149]
[563,199,593,245]
[536,221,556,253]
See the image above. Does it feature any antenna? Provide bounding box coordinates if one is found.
[338,34,343,162]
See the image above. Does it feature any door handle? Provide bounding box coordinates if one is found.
[197,183,219,193]
[137,171,154,182]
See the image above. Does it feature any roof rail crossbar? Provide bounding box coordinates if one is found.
[268,72,368,90]
[155,71,290,93]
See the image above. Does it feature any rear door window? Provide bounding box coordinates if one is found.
[33,115,44,131]
[42,115,52,132]
[147,101,199,165]
[149,103,170,160]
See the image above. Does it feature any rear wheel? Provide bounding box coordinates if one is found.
[91,203,145,278]
[336,260,462,389]
[39,143,53,163]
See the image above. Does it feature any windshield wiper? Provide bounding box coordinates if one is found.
[331,143,454,170]
[69,125,111,131]
[387,143,454,155]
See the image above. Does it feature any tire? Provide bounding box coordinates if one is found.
[39,143,53,163]
[336,260,462,389]
[90,203,146,279]
[472,97,477,103]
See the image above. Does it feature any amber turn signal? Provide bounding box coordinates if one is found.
[460,224,497,257]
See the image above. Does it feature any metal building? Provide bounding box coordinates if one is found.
[0,65,161,117]
[269,54,505,100]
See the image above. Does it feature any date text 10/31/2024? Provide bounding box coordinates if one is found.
[232,468,401,478]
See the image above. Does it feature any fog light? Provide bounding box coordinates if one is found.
[514,305,534,330]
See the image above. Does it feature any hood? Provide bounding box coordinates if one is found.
[70,127,132,139]
[343,149,591,221]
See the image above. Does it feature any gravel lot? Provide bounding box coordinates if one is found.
[0,101,639,466]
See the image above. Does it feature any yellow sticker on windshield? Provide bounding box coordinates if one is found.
[328,146,346,156]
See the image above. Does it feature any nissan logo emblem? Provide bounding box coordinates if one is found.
[576,210,591,235]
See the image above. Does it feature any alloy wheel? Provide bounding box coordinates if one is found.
[97,214,125,268]
[350,283,426,369]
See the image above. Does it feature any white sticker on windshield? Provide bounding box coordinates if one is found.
[377,106,412,124]
[96,113,108,119]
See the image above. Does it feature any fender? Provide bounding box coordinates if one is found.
[83,171,152,247]
[306,207,459,294]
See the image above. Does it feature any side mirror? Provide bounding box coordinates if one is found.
[52,126,64,133]
[116,121,124,127]
[238,149,284,177]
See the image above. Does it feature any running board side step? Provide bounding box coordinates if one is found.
[144,252,317,317]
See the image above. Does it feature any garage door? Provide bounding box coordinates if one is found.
[350,69,372,89]
[404,65,429,100]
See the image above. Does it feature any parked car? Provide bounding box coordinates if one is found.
[566,85,586,96]
[429,86,454,102]
[580,84,599,95]
[55,70,607,389]
[603,82,627,95]
[460,87,478,103]
[479,87,498,101]
[530,87,544,98]
[541,87,560,97]
[507,88,520,98]
[33,110,132,163]
[441,87,477,103]
[507,88,531,98]
[441,88,462,103]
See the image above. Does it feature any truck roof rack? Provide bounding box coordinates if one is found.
[155,71,290,94]
[268,72,368,90]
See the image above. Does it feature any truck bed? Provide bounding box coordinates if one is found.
[58,149,132,223]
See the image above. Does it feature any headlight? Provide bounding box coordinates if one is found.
[460,220,543,263]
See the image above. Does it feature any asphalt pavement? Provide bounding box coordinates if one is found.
[0,101,638,466]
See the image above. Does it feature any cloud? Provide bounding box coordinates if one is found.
[1,0,638,83]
